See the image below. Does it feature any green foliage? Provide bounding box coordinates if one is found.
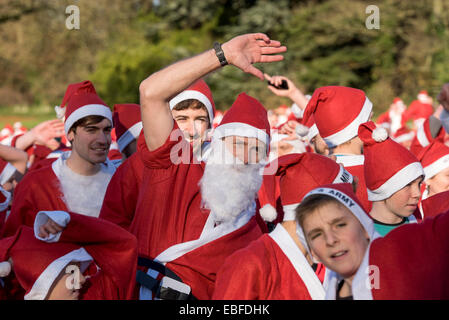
[1,0,449,117]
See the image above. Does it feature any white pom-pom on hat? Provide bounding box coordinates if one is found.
[372,127,388,142]
[259,204,277,222]
[54,105,66,120]
[0,261,11,277]
[295,123,310,137]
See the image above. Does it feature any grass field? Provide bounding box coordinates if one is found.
[0,105,60,130]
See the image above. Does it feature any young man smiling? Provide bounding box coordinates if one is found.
[2,80,117,237]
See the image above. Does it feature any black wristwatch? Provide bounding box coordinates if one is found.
[213,42,228,66]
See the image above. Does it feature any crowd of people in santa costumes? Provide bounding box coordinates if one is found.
[0,32,448,300]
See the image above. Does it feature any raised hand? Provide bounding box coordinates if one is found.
[264,73,297,97]
[221,33,287,81]
[32,119,65,146]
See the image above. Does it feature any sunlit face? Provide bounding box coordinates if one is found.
[47,262,86,300]
[426,167,449,197]
[303,201,369,282]
[385,176,423,218]
[172,107,209,154]
[222,136,267,165]
[68,118,112,165]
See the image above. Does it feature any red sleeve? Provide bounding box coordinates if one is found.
[137,122,194,169]
[99,155,142,230]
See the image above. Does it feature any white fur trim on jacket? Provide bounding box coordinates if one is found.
[269,224,326,300]
[34,211,71,243]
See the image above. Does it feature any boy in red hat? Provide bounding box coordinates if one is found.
[358,121,424,236]
[132,33,286,300]
[296,183,449,299]
[302,86,374,212]
[2,80,117,237]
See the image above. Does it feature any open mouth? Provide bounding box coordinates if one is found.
[330,250,348,259]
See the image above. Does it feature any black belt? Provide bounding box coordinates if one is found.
[136,257,196,300]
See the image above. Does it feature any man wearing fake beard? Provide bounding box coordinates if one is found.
[134,32,287,300]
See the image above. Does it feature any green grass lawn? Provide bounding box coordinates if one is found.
[0,105,59,130]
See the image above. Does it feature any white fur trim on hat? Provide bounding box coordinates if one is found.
[372,127,388,142]
[117,121,143,153]
[54,105,66,120]
[304,187,378,241]
[64,104,113,135]
[0,261,11,277]
[212,122,270,152]
[323,97,373,148]
[259,204,277,222]
[307,124,319,141]
[424,154,449,181]
[24,248,93,300]
[169,90,214,124]
[367,162,424,201]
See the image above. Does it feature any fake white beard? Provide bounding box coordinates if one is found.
[58,161,114,218]
[199,139,264,224]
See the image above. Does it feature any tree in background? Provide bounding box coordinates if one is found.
[1,0,448,118]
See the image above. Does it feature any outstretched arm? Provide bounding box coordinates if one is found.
[139,33,286,151]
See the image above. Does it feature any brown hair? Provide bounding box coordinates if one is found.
[295,194,345,230]
[172,99,207,112]
[69,115,109,134]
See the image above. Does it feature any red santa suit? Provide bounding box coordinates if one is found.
[214,153,355,300]
[0,210,137,300]
[213,224,326,300]
[135,93,269,300]
[303,184,449,300]
[403,92,434,128]
[2,151,116,237]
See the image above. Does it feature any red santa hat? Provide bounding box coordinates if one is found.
[259,153,353,222]
[302,86,373,148]
[113,103,142,153]
[212,93,271,151]
[417,140,449,181]
[169,79,215,127]
[411,117,445,156]
[393,97,402,104]
[391,126,415,144]
[0,226,93,300]
[55,80,112,135]
[358,121,424,201]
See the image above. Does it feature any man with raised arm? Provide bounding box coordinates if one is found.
[133,33,286,300]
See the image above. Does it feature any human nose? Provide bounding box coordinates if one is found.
[324,229,339,247]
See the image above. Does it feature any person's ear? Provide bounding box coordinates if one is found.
[310,247,322,264]
[67,130,75,143]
